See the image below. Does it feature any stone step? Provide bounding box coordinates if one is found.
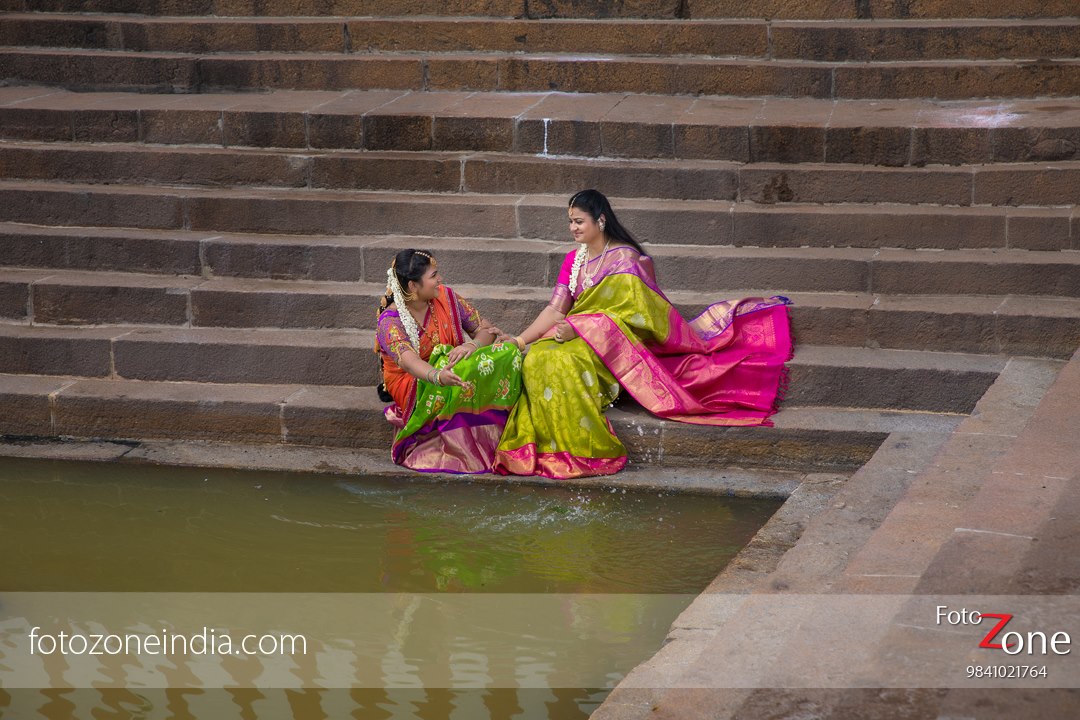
[7,266,1080,356]
[3,87,1078,166]
[687,0,1080,20]
[4,0,1076,19]
[0,313,1033,412]
[3,47,1080,99]
[5,141,1080,207]
[5,225,1080,295]
[1,182,1074,251]
[0,319,1006,411]
[5,14,1078,62]
[0,14,765,58]
[0,372,910,472]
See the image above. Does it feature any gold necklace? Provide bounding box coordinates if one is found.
[407,301,437,341]
[581,238,611,289]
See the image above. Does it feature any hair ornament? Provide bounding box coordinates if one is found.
[387,260,421,351]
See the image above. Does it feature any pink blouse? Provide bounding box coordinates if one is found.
[548,246,655,314]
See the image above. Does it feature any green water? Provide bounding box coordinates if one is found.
[0,457,781,719]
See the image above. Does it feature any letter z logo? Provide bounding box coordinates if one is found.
[979,613,1015,650]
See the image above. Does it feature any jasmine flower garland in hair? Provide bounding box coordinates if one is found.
[387,265,421,351]
[567,246,587,293]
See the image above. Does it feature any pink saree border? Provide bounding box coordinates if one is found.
[494,445,627,479]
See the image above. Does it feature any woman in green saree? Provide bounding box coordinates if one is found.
[494,190,793,479]
[376,249,522,473]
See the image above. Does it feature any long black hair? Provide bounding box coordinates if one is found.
[376,249,434,402]
[377,249,434,314]
[568,189,645,256]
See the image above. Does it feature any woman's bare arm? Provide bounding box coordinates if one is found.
[395,348,464,387]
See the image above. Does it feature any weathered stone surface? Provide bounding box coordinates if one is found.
[196,56,424,92]
[836,61,1080,101]
[362,114,432,151]
[865,0,1080,19]
[0,49,198,92]
[0,16,118,49]
[72,109,140,142]
[996,296,1080,359]
[16,0,528,13]
[788,302,873,348]
[0,326,114,377]
[306,113,362,149]
[787,363,994,413]
[654,247,871,293]
[310,155,460,192]
[738,165,971,205]
[345,17,759,55]
[190,282,371,330]
[0,374,71,437]
[600,95,694,159]
[53,378,286,443]
[282,385,392,449]
[187,191,520,238]
[223,110,307,148]
[0,144,310,188]
[732,204,1007,249]
[871,250,1080,296]
[825,125,912,166]
[1006,208,1073,251]
[0,225,202,275]
[361,239,554,287]
[432,115,511,151]
[524,0,683,18]
[518,196,736,245]
[868,296,1000,353]
[688,0,855,19]
[0,184,185,231]
[673,97,759,161]
[772,21,1080,62]
[659,423,881,472]
[113,328,377,386]
[975,164,1080,206]
[464,155,739,201]
[0,108,72,142]
[0,272,34,320]
[33,278,193,326]
[141,109,223,145]
[426,56,501,91]
[203,236,369,282]
[123,19,344,53]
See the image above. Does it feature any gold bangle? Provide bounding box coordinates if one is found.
[514,335,526,351]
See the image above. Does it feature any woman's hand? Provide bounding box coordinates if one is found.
[553,320,577,343]
[436,368,465,387]
[444,341,477,368]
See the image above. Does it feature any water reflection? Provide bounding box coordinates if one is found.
[0,688,606,719]
[0,456,780,719]
[0,458,778,594]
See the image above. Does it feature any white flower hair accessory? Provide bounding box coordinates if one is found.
[387,262,420,351]
[567,246,587,294]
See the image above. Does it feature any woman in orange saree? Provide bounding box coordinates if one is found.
[377,249,521,473]
[494,190,793,479]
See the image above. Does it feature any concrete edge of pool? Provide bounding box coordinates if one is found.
[593,353,1080,719]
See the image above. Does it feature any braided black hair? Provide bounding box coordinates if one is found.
[376,249,434,402]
